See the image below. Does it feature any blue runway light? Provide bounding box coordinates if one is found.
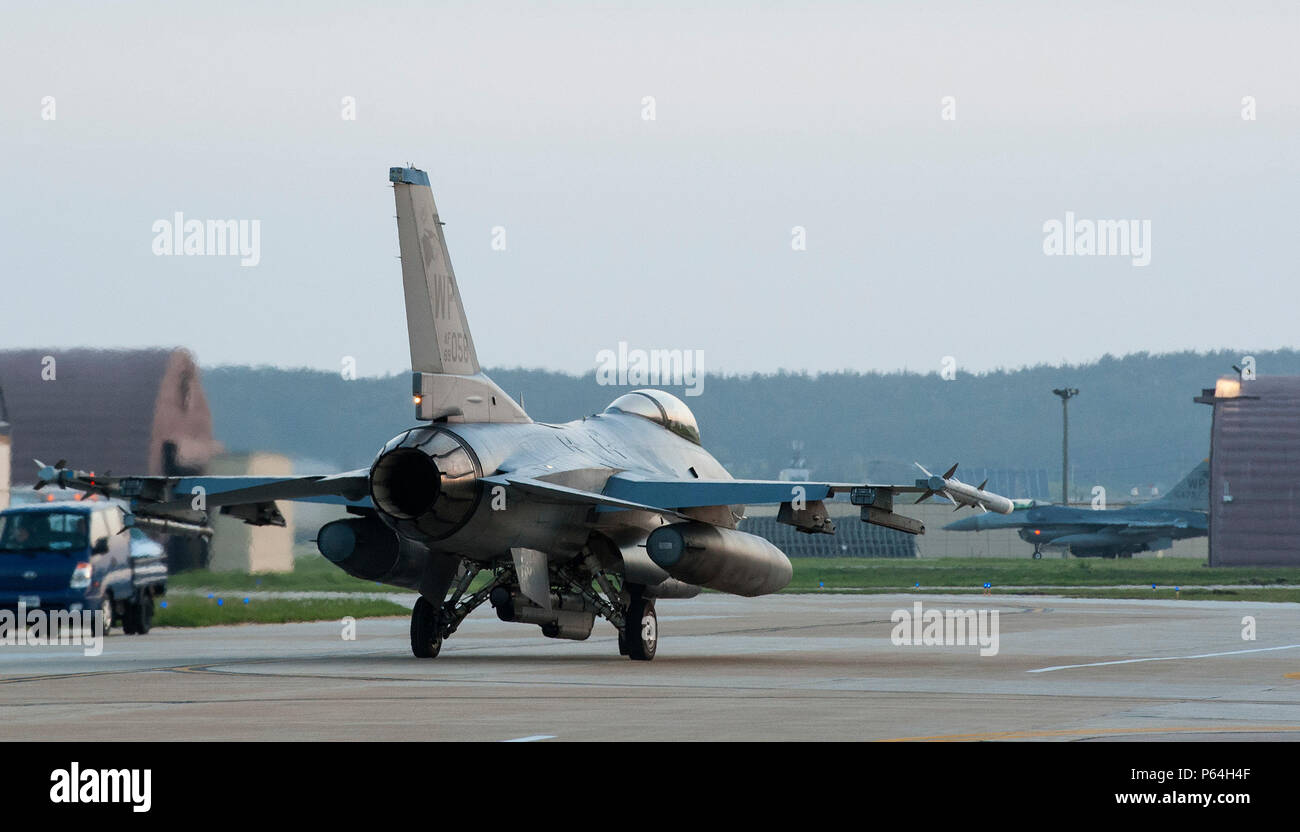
[915,582,919,588]
[217,598,223,606]
[243,598,250,604]
[160,601,168,609]
[207,593,214,599]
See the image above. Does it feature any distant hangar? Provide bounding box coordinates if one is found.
[0,348,220,480]
[1196,375,1300,566]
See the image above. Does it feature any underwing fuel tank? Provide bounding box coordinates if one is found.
[646,522,792,597]
[316,517,430,589]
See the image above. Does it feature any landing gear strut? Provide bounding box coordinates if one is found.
[409,563,513,659]
[557,560,655,661]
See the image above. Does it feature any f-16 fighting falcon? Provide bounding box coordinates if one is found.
[945,460,1209,559]
[35,165,1012,661]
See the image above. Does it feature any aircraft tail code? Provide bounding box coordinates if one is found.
[390,166,480,376]
[1146,459,1210,512]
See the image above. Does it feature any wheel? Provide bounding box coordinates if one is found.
[617,629,629,656]
[123,603,138,635]
[625,597,657,661]
[95,596,113,636]
[1032,550,1042,560]
[131,596,154,635]
[410,597,443,659]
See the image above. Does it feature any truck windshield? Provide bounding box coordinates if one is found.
[0,512,90,553]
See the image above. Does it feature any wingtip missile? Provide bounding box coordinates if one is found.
[913,463,1014,514]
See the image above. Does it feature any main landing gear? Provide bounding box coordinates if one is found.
[407,557,661,661]
[409,562,512,659]
[555,559,658,662]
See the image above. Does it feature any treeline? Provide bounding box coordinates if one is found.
[200,348,1300,499]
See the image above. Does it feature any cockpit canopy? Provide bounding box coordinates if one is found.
[603,389,701,445]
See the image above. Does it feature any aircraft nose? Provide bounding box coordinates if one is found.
[944,515,984,531]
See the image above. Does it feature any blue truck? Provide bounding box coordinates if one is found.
[0,502,167,634]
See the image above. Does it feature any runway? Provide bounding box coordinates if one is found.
[2,593,1299,741]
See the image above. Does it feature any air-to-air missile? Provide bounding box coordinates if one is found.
[914,463,1015,514]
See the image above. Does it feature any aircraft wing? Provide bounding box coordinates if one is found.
[1047,515,1197,531]
[480,474,690,518]
[1114,519,1195,532]
[33,462,372,520]
[600,475,912,508]
[600,475,928,534]
[480,473,927,534]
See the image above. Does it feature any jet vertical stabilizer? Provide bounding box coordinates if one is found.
[1143,460,1209,512]
[390,166,530,424]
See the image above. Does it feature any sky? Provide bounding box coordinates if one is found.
[2,1,1297,378]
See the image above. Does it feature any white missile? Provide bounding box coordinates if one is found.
[914,463,1015,515]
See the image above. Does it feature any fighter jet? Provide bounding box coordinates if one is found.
[35,165,1011,661]
[944,461,1209,559]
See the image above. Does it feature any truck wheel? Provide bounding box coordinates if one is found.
[136,597,154,634]
[95,596,113,636]
[123,603,139,635]
[124,597,154,635]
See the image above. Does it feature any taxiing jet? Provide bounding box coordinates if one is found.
[944,461,1209,559]
[36,165,1011,660]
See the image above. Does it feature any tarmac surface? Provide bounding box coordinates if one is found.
[2,593,1299,741]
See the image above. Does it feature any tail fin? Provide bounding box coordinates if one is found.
[1144,460,1209,512]
[390,166,529,424]
[391,166,479,375]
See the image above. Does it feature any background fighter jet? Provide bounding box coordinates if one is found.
[36,165,1011,661]
[944,460,1209,559]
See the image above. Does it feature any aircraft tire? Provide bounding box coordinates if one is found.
[410,597,443,659]
[626,597,657,661]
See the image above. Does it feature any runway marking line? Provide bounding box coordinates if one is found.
[502,735,556,742]
[879,724,1300,742]
[1027,643,1300,673]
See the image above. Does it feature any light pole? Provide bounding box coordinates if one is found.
[1052,387,1079,505]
